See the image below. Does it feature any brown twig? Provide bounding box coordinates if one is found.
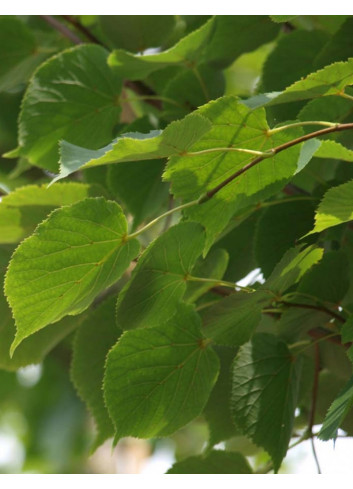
[280,300,345,324]
[210,286,232,297]
[40,15,82,44]
[198,123,353,204]
[307,328,346,347]
[308,343,322,474]
[61,15,104,45]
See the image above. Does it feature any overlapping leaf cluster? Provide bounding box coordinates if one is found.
[2,15,353,474]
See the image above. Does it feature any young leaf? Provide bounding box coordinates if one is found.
[56,112,211,181]
[307,180,353,235]
[116,222,205,330]
[5,197,140,352]
[14,45,123,171]
[318,375,353,441]
[231,333,302,472]
[104,304,219,440]
[166,450,252,474]
[71,296,120,450]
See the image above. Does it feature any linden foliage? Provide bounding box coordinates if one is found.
[3,15,353,474]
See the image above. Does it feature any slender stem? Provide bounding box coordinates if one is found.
[308,343,322,474]
[255,433,310,474]
[339,92,353,103]
[127,199,199,239]
[185,147,273,157]
[195,300,221,312]
[268,120,338,135]
[121,94,182,108]
[192,66,210,101]
[280,300,345,324]
[198,122,353,204]
[210,286,233,297]
[297,331,343,354]
[163,196,175,232]
[187,275,255,293]
[260,196,317,207]
[40,15,83,44]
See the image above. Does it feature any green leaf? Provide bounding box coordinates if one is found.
[277,307,329,344]
[162,64,225,120]
[0,294,83,372]
[307,180,353,235]
[104,304,219,440]
[203,16,279,68]
[202,246,322,346]
[319,375,353,441]
[55,112,211,181]
[204,346,239,445]
[341,315,353,363]
[166,450,252,474]
[99,15,176,52]
[262,30,329,93]
[116,222,205,330]
[202,292,266,347]
[254,199,316,278]
[184,248,229,303]
[108,18,215,79]
[15,44,123,172]
[215,213,258,282]
[269,58,353,106]
[5,197,140,352]
[107,159,168,228]
[314,140,353,162]
[270,16,297,23]
[165,96,303,249]
[298,250,349,304]
[0,17,47,92]
[261,30,328,121]
[0,245,81,371]
[314,17,353,69]
[265,246,324,294]
[231,333,302,472]
[0,182,100,244]
[71,296,120,450]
